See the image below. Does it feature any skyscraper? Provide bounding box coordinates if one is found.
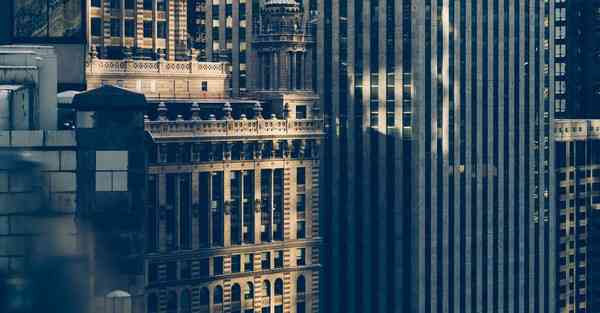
[318,1,557,313]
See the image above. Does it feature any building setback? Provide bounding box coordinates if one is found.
[317,1,557,313]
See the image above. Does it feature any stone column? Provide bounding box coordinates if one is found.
[135,0,144,55]
[299,52,305,90]
[304,48,313,90]
[102,0,111,57]
[121,0,126,47]
[290,52,297,90]
[273,52,279,90]
[158,174,167,251]
[280,50,289,90]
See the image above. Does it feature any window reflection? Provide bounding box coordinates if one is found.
[13,0,83,40]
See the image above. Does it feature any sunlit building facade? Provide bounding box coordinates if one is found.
[318,1,557,313]
[554,119,600,313]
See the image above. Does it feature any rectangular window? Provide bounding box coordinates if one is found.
[261,252,270,270]
[110,19,121,36]
[180,260,191,279]
[274,250,284,268]
[143,0,153,10]
[201,81,208,91]
[157,0,167,11]
[296,105,307,119]
[143,21,153,38]
[157,21,167,38]
[91,18,102,36]
[125,0,135,9]
[296,168,305,185]
[91,0,101,7]
[214,256,223,275]
[296,248,305,266]
[110,0,120,9]
[125,19,135,37]
[244,254,254,272]
[296,194,305,213]
[297,221,306,239]
[200,258,209,277]
[231,255,241,273]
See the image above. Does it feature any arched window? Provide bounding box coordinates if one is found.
[167,291,178,313]
[180,289,191,313]
[214,286,223,304]
[274,278,283,296]
[245,282,254,299]
[231,283,241,302]
[200,287,210,306]
[147,293,158,313]
[296,275,305,294]
[263,280,271,298]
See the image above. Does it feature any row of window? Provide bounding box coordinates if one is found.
[91,0,167,11]
[148,249,307,283]
[91,18,167,38]
[148,276,307,313]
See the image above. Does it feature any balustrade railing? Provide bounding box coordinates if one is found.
[86,58,228,75]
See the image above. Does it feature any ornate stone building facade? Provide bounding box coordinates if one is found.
[87,0,189,60]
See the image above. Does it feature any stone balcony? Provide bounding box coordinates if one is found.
[145,117,324,141]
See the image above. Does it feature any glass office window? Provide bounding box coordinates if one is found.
[13,0,83,40]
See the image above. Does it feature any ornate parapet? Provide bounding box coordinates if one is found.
[554,119,600,141]
[145,117,324,141]
[85,58,231,100]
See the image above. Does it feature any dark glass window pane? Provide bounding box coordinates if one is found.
[111,19,121,36]
[231,255,241,273]
[91,18,102,36]
[14,0,48,37]
[91,0,101,7]
[125,0,135,9]
[110,0,120,9]
[144,0,153,10]
[157,21,167,38]
[144,21,153,38]
[49,0,83,38]
[125,19,135,37]
[157,0,167,11]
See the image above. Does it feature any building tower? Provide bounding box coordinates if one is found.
[317,1,558,313]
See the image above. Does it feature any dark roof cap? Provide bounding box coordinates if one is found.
[72,85,148,111]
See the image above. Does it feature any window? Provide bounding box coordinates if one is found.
[91,18,102,36]
[200,258,209,277]
[91,0,101,7]
[201,81,208,91]
[263,280,271,297]
[200,288,210,306]
[214,256,223,275]
[95,151,128,191]
[214,286,223,304]
[180,260,191,279]
[125,0,135,9]
[296,194,306,213]
[167,291,177,313]
[148,293,158,313]
[166,262,177,280]
[148,263,159,283]
[110,19,121,36]
[296,168,305,185]
[275,305,283,313]
[296,302,306,313]
[244,254,254,272]
[296,275,306,293]
[110,0,120,9]
[144,0,153,10]
[274,250,284,268]
[274,279,283,296]
[261,252,271,270]
[157,0,167,11]
[295,105,307,119]
[157,21,167,38]
[180,289,191,313]
[144,21,153,38]
[125,19,135,37]
[231,255,241,273]
[297,221,306,239]
[245,282,254,299]
[231,284,241,302]
[296,248,305,266]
